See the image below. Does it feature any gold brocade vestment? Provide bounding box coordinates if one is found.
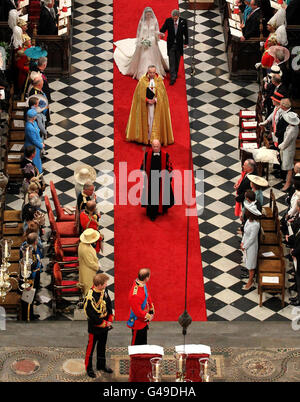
[125,74,174,146]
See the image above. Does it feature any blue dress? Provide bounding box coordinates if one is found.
[24,121,43,173]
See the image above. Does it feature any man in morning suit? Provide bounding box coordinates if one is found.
[38,0,58,36]
[240,0,261,41]
[160,9,188,85]
[127,268,154,346]
[84,273,114,378]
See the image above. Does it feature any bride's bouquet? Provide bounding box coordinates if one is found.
[140,38,152,48]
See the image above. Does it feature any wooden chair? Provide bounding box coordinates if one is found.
[261,205,278,232]
[260,218,280,246]
[262,188,276,219]
[258,271,285,308]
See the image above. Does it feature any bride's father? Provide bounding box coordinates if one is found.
[160,9,188,85]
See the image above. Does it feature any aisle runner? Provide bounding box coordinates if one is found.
[113,0,206,321]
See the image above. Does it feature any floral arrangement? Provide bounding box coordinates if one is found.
[141,39,151,48]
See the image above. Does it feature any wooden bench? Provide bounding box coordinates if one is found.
[3,210,22,222]
[2,222,24,236]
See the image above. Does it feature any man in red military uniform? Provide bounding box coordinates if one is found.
[127,268,154,345]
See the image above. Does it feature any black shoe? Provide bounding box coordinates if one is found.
[170,79,175,85]
[150,216,155,221]
[98,366,113,374]
[290,300,300,306]
[87,370,96,378]
[32,314,40,321]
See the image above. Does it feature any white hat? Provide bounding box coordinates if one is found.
[74,165,96,185]
[244,200,262,216]
[269,64,282,77]
[283,111,300,126]
[248,174,269,187]
[80,228,100,244]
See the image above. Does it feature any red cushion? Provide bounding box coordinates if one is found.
[61,280,80,293]
[56,221,78,237]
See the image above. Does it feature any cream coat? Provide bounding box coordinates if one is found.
[78,242,99,295]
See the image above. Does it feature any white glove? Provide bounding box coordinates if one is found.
[259,120,268,126]
[255,62,261,70]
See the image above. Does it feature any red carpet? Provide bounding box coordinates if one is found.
[113,0,207,321]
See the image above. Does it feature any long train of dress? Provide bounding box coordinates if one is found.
[114,38,169,80]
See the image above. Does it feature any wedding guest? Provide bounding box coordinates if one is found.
[160,9,188,85]
[241,201,261,290]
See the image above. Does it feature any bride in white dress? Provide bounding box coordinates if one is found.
[114,7,169,80]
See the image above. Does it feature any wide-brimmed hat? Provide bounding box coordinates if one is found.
[248,174,269,187]
[74,165,96,185]
[27,94,48,113]
[268,45,290,63]
[24,46,47,60]
[244,200,262,216]
[283,111,300,126]
[80,228,100,244]
[269,64,282,77]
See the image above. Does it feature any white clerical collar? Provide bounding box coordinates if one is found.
[153,152,160,156]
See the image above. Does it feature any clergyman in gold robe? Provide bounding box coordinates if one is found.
[125,65,174,146]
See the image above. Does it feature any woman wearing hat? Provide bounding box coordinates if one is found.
[248,174,268,207]
[241,201,261,290]
[74,165,96,198]
[279,112,300,191]
[78,229,101,295]
[25,109,44,173]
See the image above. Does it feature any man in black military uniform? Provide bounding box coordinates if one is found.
[84,273,114,378]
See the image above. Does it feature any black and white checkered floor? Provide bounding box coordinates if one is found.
[5,0,295,321]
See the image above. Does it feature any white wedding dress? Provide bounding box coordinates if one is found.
[114,8,169,80]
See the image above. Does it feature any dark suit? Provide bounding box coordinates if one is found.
[236,174,252,204]
[0,0,16,21]
[160,17,188,82]
[242,8,261,40]
[38,5,58,35]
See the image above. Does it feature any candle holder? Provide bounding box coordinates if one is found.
[149,357,162,382]
[174,352,187,382]
[0,238,13,263]
[19,259,32,290]
[199,357,215,382]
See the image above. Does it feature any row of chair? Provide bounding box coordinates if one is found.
[257,189,286,307]
[45,182,84,317]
